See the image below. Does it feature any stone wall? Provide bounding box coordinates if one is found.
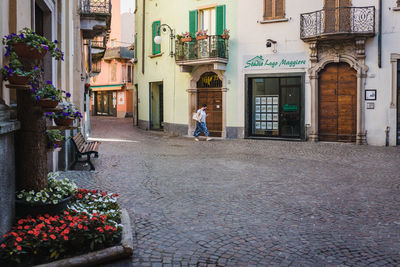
[0,103,20,241]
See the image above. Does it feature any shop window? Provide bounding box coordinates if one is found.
[189,5,226,36]
[249,77,302,138]
[263,0,285,20]
[152,20,161,55]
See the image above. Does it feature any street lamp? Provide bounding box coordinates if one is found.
[154,24,175,57]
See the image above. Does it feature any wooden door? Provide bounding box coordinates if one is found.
[197,90,222,137]
[324,0,351,33]
[319,63,357,142]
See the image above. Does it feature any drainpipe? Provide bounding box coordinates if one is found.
[378,0,382,68]
[385,126,390,146]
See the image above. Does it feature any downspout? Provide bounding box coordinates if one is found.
[378,0,382,68]
[142,0,145,74]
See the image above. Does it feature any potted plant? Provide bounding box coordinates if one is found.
[45,102,82,127]
[15,172,77,217]
[195,30,208,40]
[3,28,64,60]
[32,80,71,108]
[222,29,230,40]
[1,56,41,85]
[46,129,65,149]
[179,32,193,42]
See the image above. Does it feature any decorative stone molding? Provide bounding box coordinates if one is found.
[355,38,366,59]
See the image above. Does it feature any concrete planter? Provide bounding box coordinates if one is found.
[34,209,133,267]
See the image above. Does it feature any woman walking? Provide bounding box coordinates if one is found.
[194,104,212,141]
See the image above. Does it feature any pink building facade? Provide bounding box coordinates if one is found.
[90,0,134,118]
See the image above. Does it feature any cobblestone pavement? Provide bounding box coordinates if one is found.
[65,117,400,267]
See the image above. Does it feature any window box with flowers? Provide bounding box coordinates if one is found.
[222,29,230,40]
[177,32,193,43]
[195,29,208,40]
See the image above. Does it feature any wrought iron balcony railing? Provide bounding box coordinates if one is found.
[91,40,106,49]
[300,6,375,40]
[175,35,229,63]
[79,0,111,16]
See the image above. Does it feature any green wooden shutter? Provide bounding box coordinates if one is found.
[216,5,226,35]
[152,21,161,55]
[189,10,198,37]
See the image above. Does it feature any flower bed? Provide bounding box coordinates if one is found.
[0,189,122,266]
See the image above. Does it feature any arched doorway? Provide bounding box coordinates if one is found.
[197,72,223,137]
[318,62,357,142]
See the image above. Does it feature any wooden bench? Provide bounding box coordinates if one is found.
[70,132,100,171]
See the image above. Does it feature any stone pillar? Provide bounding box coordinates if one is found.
[0,100,20,241]
[187,88,197,136]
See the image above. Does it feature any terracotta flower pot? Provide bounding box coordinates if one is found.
[8,74,30,85]
[13,42,47,60]
[38,99,59,108]
[53,140,63,147]
[181,37,193,42]
[196,35,208,41]
[222,34,230,40]
[54,118,74,127]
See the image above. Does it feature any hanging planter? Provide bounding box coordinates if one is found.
[38,98,59,108]
[196,35,208,41]
[54,118,74,127]
[13,42,47,60]
[181,37,193,42]
[8,74,30,85]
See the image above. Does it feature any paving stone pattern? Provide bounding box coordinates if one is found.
[65,117,400,267]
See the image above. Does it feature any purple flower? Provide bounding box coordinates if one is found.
[66,92,71,98]
[43,45,49,51]
[33,66,40,70]
[51,95,55,100]
[53,143,59,148]
[54,40,58,44]
[19,33,24,39]
[36,96,41,100]
[46,80,52,85]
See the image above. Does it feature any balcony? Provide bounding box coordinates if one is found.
[300,6,375,41]
[175,35,229,72]
[79,0,112,39]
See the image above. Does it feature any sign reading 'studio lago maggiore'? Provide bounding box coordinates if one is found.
[243,53,309,70]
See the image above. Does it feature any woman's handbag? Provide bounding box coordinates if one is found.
[192,112,200,122]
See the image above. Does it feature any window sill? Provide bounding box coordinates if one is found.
[149,53,163,58]
[259,18,289,24]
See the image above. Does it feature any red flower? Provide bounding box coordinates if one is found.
[96,227,104,233]
[69,222,75,228]
[24,225,30,230]
[50,235,56,240]
[38,216,45,221]
[17,219,24,225]
[63,235,68,241]
[16,237,22,242]
[28,230,33,234]
[16,246,22,251]
[77,224,83,229]
[1,244,6,248]
[17,226,22,230]
[78,194,83,199]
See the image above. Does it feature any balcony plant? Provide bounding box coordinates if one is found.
[1,56,41,85]
[46,129,65,149]
[2,28,64,60]
[195,29,208,40]
[178,32,193,42]
[45,102,82,127]
[222,29,230,40]
[31,80,71,108]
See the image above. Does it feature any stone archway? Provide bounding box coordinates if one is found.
[187,65,227,138]
[308,53,368,144]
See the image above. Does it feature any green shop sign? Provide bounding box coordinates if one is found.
[244,53,309,70]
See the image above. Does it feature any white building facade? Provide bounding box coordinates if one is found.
[237,0,400,146]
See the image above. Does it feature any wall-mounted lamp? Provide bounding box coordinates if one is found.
[154,24,175,57]
[266,39,277,53]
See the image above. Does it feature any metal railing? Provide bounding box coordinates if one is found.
[91,40,106,49]
[79,0,111,15]
[300,6,375,39]
[175,35,229,62]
